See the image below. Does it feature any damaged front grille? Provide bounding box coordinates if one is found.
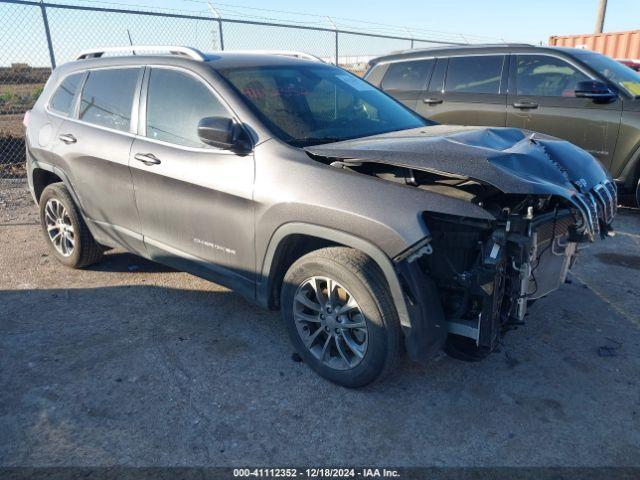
[594,182,617,224]
[573,179,617,239]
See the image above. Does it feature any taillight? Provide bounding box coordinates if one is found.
[23,110,30,128]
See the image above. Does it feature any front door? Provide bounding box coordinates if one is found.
[130,67,255,294]
[506,54,622,168]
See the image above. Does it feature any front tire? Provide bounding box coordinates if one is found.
[281,247,401,388]
[39,182,103,268]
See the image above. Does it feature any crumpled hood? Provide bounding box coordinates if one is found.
[305,125,612,197]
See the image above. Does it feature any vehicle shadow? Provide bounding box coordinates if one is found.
[87,251,176,273]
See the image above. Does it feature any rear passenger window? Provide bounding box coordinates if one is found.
[49,72,83,116]
[445,55,504,94]
[145,69,229,148]
[382,60,434,92]
[79,68,139,132]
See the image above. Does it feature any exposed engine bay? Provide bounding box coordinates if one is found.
[306,126,618,359]
[342,165,608,356]
[422,202,578,356]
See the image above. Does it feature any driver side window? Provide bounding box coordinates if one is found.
[516,55,589,97]
[145,68,229,148]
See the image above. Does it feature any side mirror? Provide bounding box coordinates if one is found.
[574,80,616,102]
[197,116,250,151]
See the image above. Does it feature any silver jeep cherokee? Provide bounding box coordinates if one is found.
[25,46,616,387]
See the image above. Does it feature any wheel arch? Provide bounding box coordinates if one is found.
[617,139,640,190]
[30,161,83,211]
[32,167,63,202]
[258,223,412,330]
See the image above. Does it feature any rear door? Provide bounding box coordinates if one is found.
[40,71,86,164]
[416,54,508,127]
[130,66,255,294]
[378,59,435,110]
[51,67,144,253]
[506,54,622,168]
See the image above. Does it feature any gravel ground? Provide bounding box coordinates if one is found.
[1,182,639,467]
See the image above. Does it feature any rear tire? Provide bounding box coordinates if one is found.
[635,176,640,208]
[39,182,103,268]
[281,247,402,388]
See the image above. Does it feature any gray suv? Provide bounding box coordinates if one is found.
[366,44,640,205]
[26,46,616,387]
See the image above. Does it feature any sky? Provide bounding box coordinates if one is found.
[146,0,640,44]
[3,0,640,66]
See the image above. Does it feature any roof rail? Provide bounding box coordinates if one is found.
[220,50,324,62]
[76,46,206,61]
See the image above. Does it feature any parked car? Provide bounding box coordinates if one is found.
[619,59,640,72]
[25,46,616,387]
[366,44,640,206]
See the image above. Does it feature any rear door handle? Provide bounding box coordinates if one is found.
[423,98,443,105]
[512,101,539,109]
[58,133,77,144]
[134,152,161,166]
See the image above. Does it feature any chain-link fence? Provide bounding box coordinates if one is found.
[0,0,464,181]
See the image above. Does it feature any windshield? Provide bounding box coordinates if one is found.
[218,64,431,147]
[577,52,640,96]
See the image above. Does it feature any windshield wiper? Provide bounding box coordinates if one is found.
[291,136,343,147]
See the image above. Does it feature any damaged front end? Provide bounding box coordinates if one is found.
[413,202,584,358]
[306,126,617,361]
[394,189,616,361]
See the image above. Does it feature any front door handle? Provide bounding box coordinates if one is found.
[58,133,77,144]
[423,98,444,105]
[134,152,161,166]
[512,101,539,109]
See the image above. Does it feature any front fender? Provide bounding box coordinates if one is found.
[258,223,449,362]
[258,222,413,331]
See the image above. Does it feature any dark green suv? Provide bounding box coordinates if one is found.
[366,44,640,205]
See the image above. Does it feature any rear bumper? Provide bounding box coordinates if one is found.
[25,146,38,204]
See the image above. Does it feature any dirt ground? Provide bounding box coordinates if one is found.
[1,181,639,467]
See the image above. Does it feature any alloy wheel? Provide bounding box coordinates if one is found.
[44,198,75,257]
[293,276,368,370]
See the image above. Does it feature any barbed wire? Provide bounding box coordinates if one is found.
[46,0,510,43]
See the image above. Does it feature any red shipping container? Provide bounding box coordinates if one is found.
[549,30,640,61]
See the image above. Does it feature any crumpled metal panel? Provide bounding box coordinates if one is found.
[305,125,612,199]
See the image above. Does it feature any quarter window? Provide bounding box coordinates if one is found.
[445,55,504,94]
[382,60,434,92]
[49,72,84,116]
[145,69,229,148]
[79,68,139,132]
[516,55,589,97]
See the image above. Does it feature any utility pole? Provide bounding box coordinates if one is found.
[595,0,607,33]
